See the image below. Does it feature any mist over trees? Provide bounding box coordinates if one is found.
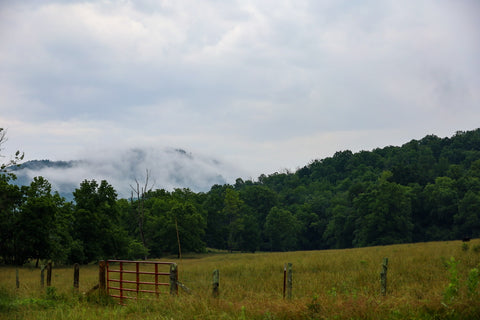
[1,129,480,265]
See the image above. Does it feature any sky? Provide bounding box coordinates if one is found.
[1,0,479,187]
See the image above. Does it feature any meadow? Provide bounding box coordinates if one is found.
[1,239,480,319]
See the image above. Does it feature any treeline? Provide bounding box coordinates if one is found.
[1,129,480,265]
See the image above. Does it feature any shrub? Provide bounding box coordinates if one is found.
[467,268,479,297]
[443,257,459,302]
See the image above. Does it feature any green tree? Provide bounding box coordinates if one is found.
[353,171,413,247]
[240,185,278,224]
[264,207,299,251]
[150,202,206,256]
[204,185,230,249]
[72,180,125,263]
[16,177,57,266]
[0,174,23,264]
[228,213,261,252]
[423,176,458,240]
[323,204,356,249]
[454,191,480,238]
[223,188,245,251]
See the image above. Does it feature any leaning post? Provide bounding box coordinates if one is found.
[380,257,388,296]
[170,263,178,296]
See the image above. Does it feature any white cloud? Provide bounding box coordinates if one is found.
[1,0,479,185]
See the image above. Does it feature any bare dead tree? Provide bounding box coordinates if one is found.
[130,169,154,259]
[0,128,24,173]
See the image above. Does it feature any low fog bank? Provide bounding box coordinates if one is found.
[13,147,245,200]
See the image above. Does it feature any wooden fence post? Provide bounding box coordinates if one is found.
[380,257,388,296]
[99,260,106,295]
[46,262,52,287]
[212,269,219,298]
[16,269,19,289]
[283,263,287,299]
[40,265,45,288]
[170,263,178,296]
[287,263,293,300]
[73,263,80,290]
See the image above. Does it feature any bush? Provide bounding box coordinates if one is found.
[467,268,479,297]
[443,257,459,302]
[126,240,149,260]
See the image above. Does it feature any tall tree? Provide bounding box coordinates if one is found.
[17,177,57,266]
[454,191,480,238]
[72,180,124,263]
[223,188,244,251]
[353,171,413,247]
[150,202,206,256]
[130,169,154,257]
[0,174,23,264]
[264,207,299,251]
[423,176,458,240]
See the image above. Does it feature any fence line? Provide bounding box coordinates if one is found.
[10,257,392,302]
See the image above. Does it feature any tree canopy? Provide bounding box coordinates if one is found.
[2,128,480,265]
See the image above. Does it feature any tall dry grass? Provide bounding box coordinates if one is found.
[1,239,480,319]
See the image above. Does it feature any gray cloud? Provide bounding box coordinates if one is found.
[1,0,479,181]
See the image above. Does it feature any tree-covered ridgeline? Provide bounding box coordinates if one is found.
[1,129,480,265]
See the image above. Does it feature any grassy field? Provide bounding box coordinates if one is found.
[1,239,480,319]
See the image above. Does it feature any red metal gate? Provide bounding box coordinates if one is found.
[106,260,177,303]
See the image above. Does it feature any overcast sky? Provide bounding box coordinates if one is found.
[1,0,479,183]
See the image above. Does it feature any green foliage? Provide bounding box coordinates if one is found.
[467,267,479,297]
[443,257,459,302]
[126,240,149,260]
[264,207,299,251]
[45,287,59,300]
[72,179,123,263]
[0,285,16,313]
[455,190,480,238]
[306,295,323,316]
[2,128,480,264]
[353,172,413,247]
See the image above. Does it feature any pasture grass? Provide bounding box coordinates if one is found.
[1,239,480,319]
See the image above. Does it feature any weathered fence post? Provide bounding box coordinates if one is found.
[380,257,388,296]
[99,260,106,295]
[40,265,45,288]
[16,268,19,289]
[136,262,140,298]
[46,262,52,287]
[73,263,80,290]
[287,263,293,300]
[170,263,178,296]
[212,269,219,298]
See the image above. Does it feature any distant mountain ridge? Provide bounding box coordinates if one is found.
[11,147,242,200]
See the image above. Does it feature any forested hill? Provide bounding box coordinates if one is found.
[239,128,480,250]
[1,129,480,265]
